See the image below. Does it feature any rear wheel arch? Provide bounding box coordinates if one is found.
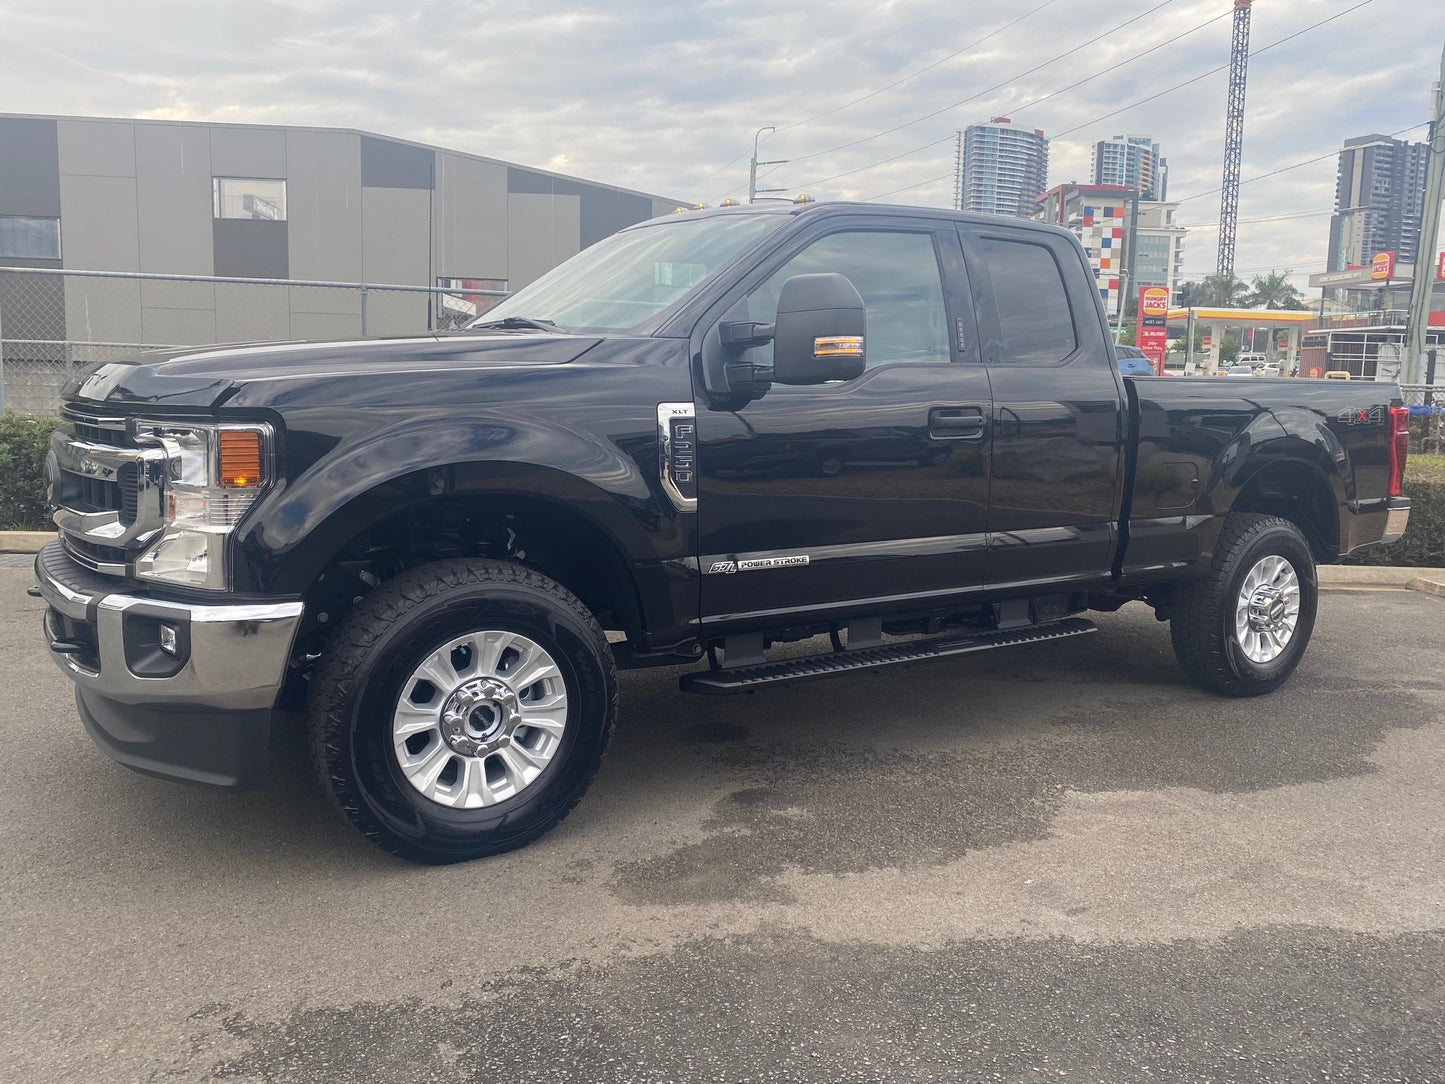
[1230,458,1341,562]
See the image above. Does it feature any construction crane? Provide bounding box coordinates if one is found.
[1217,0,1253,276]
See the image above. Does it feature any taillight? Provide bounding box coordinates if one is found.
[1388,405,1410,498]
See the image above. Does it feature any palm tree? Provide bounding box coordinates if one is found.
[1248,270,1306,310]
[1195,272,1251,308]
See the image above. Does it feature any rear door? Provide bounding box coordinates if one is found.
[693,215,993,631]
[958,225,1126,592]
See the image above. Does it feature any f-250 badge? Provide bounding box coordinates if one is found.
[1337,404,1384,426]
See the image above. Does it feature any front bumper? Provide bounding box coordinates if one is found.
[34,542,303,787]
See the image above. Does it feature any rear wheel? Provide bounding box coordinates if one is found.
[1169,513,1318,697]
[307,559,617,863]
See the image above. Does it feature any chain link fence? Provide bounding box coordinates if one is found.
[0,267,508,417]
[1402,384,1444,455]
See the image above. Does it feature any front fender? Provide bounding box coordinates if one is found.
[235,411,682,596]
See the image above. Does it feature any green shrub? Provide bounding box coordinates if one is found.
[0,412,60,531]
[1343,476,1445,568]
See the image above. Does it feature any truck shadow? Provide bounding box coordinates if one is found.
[35,601,1438,891]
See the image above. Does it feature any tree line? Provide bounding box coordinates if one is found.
[1173,270,1307,311]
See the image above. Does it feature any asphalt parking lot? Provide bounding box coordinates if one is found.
[1,562,1442,1083]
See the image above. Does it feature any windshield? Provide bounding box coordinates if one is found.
[469,213,783,332]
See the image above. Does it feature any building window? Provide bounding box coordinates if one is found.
[435,277,508,330]
[213,178,287,221]
[0,215,61,260]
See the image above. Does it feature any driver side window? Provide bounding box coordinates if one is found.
[747,230,951,370]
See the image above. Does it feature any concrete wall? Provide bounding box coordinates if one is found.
[0,114,675,351]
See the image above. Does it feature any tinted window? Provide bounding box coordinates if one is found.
[748,230,950,370]
[976,236,1076,365]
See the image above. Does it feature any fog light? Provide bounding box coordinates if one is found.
[159,623,179,656]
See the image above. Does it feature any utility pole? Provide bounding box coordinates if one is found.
[749,126,788,202]
[1406,42,1445,385]
[1217,0,1253,276]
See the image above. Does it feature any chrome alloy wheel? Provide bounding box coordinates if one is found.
[392,631,568,808]
[1233,555,1301,665]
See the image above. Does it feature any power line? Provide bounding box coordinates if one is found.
[773,0,1059,135]
[789,5,1231,195]
[1171,121,1429,205]
[1050,0,1376,140]
[768,0,1189,177]
[861,0,1382,207]
[1178,207,1335,230]
[669,0,1059,194]
[862,170,956,203]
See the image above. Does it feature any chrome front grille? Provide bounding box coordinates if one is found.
[49,407,168,574]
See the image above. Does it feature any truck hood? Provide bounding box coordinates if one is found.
[65,332,604,411]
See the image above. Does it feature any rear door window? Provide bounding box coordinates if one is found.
[969,234,1079,366]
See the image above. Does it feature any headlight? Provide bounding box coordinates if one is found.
[132,421,272,589]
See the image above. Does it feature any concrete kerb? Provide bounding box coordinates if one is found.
[0,532,55,553]
[2,529,1441,594]
[1318,565,1445,591]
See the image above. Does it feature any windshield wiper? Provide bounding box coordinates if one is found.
[466,316,561,333]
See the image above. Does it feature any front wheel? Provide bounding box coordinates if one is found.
[307,559,617,863]
[1169,513,1319,697]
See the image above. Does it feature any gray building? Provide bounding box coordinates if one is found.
[954,118,1049,219]
[1132,201,1186,295]
[0,113,678,351]
[1326,132,1429,272]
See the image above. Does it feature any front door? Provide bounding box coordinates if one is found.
[694,219,993,633]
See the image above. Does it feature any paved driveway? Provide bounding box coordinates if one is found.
[1,564,1442,1083]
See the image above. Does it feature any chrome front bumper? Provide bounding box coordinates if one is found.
[35,542,303,711]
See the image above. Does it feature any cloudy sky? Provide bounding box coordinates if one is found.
[3,0,1442,288]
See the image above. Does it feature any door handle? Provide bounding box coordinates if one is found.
[929,405,986,441]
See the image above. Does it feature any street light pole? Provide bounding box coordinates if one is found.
[749,126,788,203]
[1406,42,1445,384]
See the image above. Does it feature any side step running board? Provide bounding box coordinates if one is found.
[680,617,1097,695]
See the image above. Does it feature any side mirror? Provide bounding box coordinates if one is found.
[771,273,866,385]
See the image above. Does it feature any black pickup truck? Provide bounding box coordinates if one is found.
[35,202,1412,863]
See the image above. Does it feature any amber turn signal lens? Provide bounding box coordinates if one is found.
[813,335,864,358]
[218,430,263,488]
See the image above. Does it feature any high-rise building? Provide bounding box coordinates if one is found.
[1326,133,1430,272]
[954,118,1049,219]
[1090,135,1167,200]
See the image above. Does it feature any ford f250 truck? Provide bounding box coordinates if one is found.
[34,203,1412,863]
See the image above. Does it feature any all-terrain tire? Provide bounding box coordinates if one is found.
[306,559,617,863]
[1170,512,1318,697]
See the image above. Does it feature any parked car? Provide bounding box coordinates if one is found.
[1113,343,1156,377]
[35,202,1413,863]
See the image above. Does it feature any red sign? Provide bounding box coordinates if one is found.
[1371,251,1395,281]
[1136,286,1170,374]
[1437,251,1445,282]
